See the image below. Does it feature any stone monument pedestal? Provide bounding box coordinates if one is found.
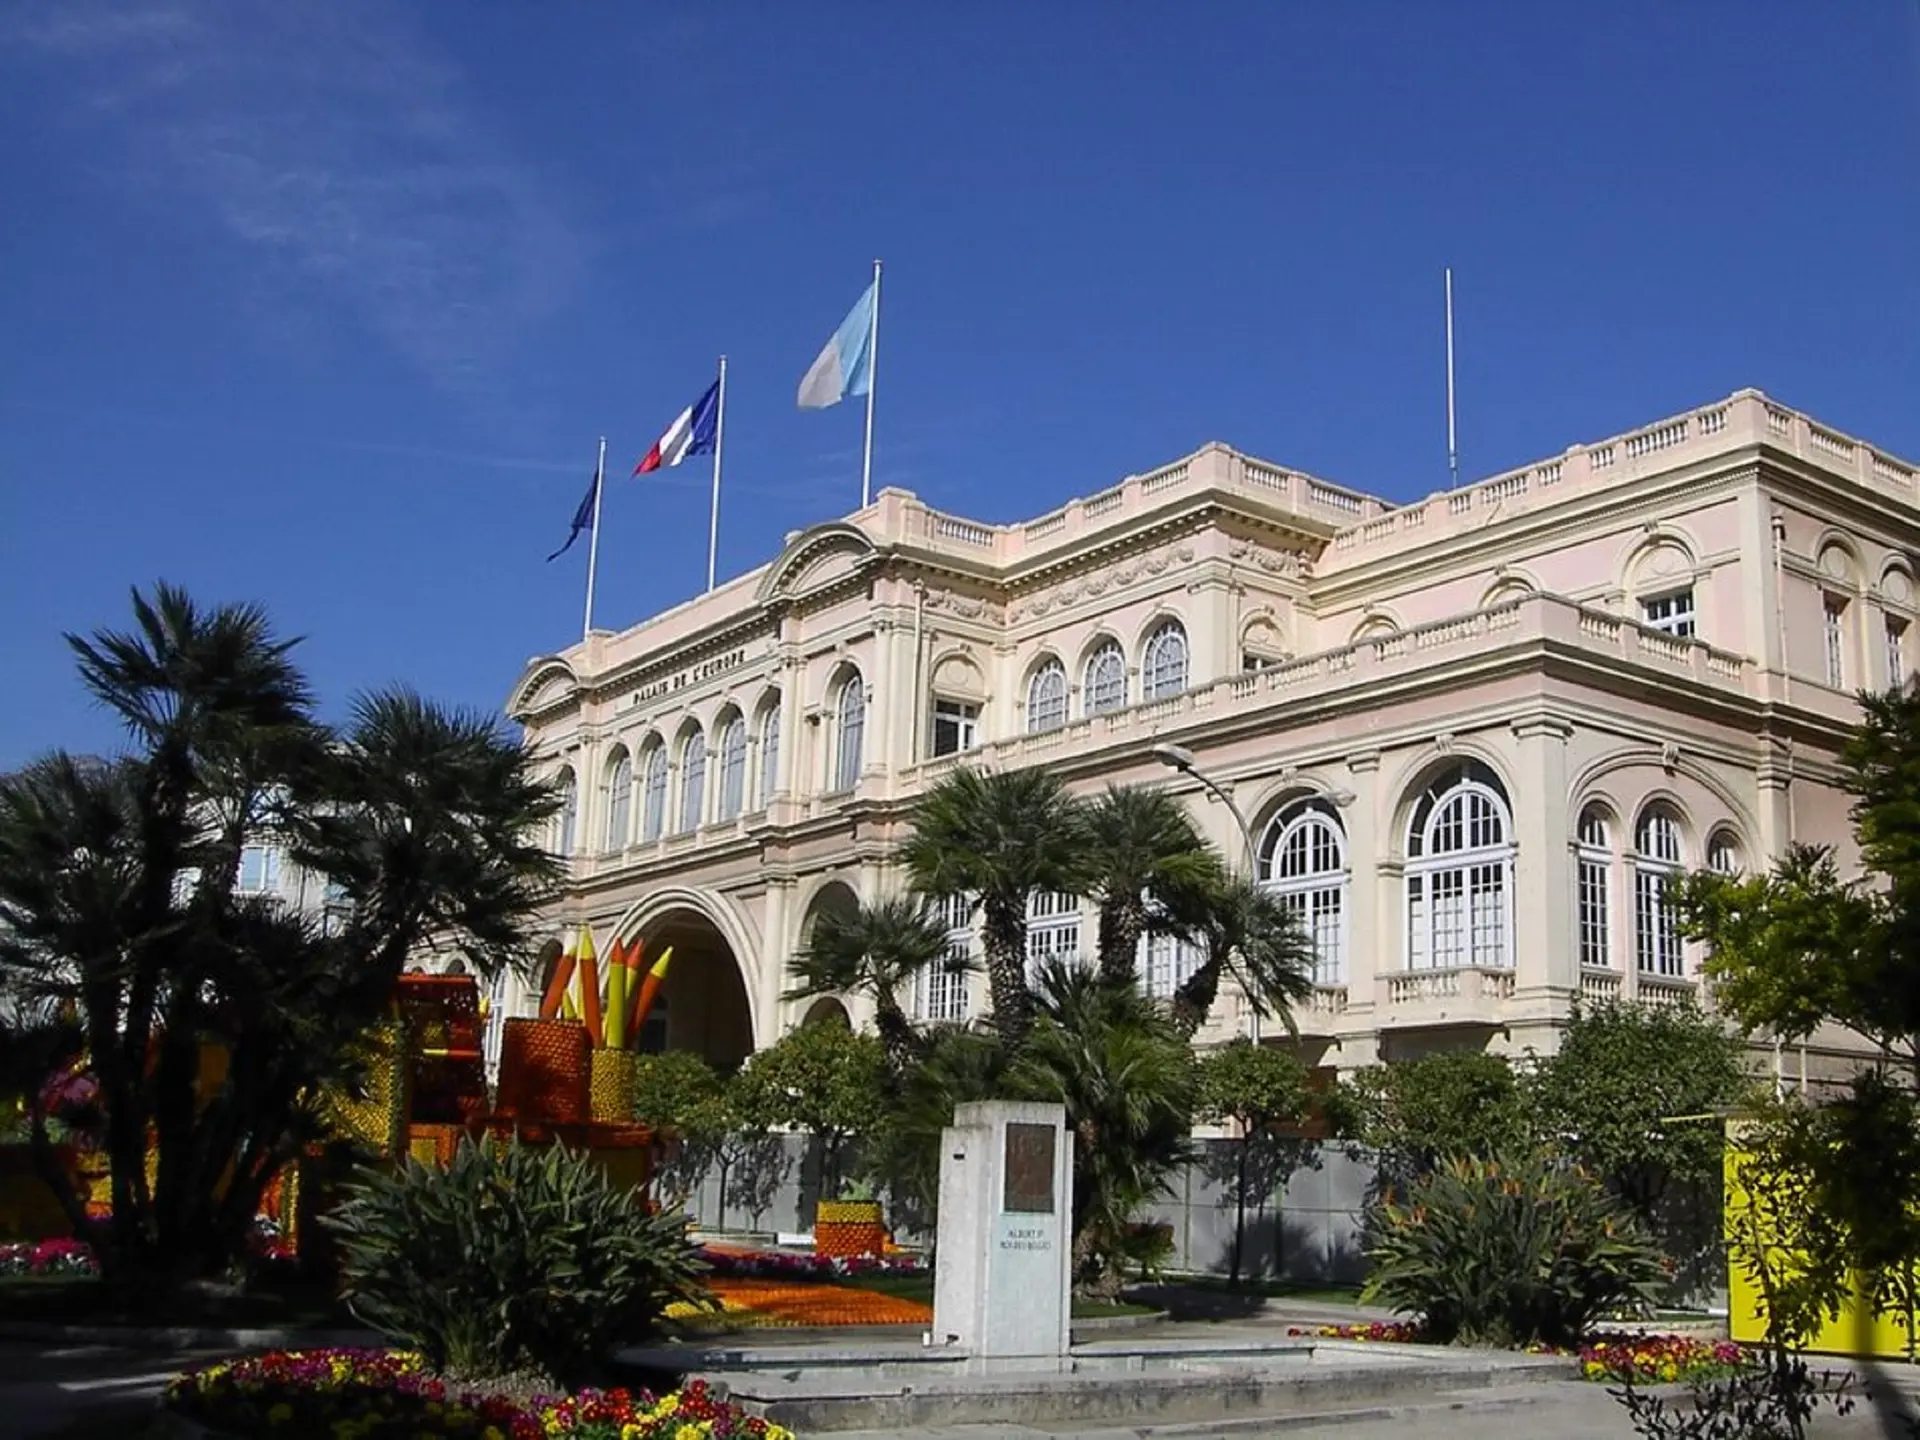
[931,1100,1073,1369]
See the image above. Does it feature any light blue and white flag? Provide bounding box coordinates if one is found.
[796,280,878,409]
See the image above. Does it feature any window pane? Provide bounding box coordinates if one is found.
[718,721,746,821]
[1027,662,1067,733]
[835,677,865,790]
[1143,621,1189,700]
[759,705,781,807]
[678,732,706,833]
[642,748,668,840]
[1085,643,1126,715]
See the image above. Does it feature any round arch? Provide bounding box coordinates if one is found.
[1568,747,1762,853]
[801,997,853,1028]
[609,887,759,1070]
[1382,741,1518,852]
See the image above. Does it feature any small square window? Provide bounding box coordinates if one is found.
[932,699,979,757]
[237,844,281,894]
[1642,590,1696,638]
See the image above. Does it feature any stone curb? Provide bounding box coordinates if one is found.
[0,1318,379,1350]
[1071,1309,1172,1334]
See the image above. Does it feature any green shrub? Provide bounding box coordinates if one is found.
[327,1136,708,1386]
[1362,1152,1667,1349]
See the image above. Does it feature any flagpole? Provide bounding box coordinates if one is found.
[583,436,606,641]
[1444,267,1459,490]
[861,258,881,508]
[707,356,727,593]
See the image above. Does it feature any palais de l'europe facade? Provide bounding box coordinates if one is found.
[502,390,1916,1085]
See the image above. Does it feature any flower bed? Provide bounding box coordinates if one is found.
[667,1277,931,1329]
[1285,1321,1746,1384]
[164,1349,794,1438]
[0,1238,99,1277]
[698,1246,924,1282]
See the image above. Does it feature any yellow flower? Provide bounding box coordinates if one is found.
[676,1426,705,1440]
[483,1429,506,1440]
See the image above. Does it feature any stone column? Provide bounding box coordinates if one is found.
[1342,751,1382,1020]
[758,879,794,1046]
[1511,716,1574,994]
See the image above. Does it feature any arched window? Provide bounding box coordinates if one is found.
[758,700,781,808]
[602,749,632,852]
[1084,640,1126,715]
[716,716,747,821]
[1027,659,1068,733]
[1142,620,1189,699]
[678,729,707,833]
[1707,829,1743,877]
[1405,761,1515,970]
[834,674,865,791]
[553,768,578,856]
[640,745,668,841]
[1258,798,1348,986]
[1575,805,1613,970]
[1634,805,1685,978]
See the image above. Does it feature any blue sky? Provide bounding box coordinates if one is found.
[3,2,1917,768]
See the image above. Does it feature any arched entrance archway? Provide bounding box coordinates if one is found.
[801,997,852,1029]
[625,905,755,1073]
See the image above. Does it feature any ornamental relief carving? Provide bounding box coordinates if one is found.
[1226,536,1305,577]
[922,588,1000,622]
[1008,541,1199,622]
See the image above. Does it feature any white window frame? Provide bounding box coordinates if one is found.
[1258,798,1349,986]
[716,718,746,822]
[677,730,707,834]
[1824,595,1849,689]
[1642,589,1696,638]
[834,675,865,791]
[1574,806,1613,970]
[917,892,972,1022]
[931,697,980,757]
[1084,641,1126,715]
[1404,765,1516,971]
[1886,613,1909,690]
[237,843,282,895]
[1707,829,1742,877]
[1139,929,1203,1000]
[603,750,632,852]
[1634,807,1685,978]
[1025,890,1084,982]
[758,702,781,808]
[640,745,668,841]
[553,768,578,856]
[1026,660,1068,733]
[1142,620,1190,700]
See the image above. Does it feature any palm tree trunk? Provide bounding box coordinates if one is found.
[873,994,921,1078]
[1170,959,1220,1039]
[980,899,1035,1042]
[1096,896,1148,986]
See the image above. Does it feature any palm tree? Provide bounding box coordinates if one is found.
[1014,961,1196,1297]
[785,896,962,1076]
[1082,784,1222,986]
[1168,874,1317,1039]
[900,766,1090,1043]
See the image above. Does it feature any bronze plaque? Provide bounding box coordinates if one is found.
[1003,1121,1056,1214]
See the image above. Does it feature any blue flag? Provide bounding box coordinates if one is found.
[547,468,600,562]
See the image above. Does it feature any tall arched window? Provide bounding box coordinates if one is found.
[1142,620,1189,699]
[602,749,632,852]
[1634,805,1685,977]
[758,699,781,808]
[1258,798,1348,985]
[1084,640,1126,715]
[640,745,668,841]
[1405,761,1515,970]
[834,674,865,791]
[1707,829,1743,877]
[1026,659,1068,733]
[553,768,578,856]
[1575,805,1613,970]
[716,715,747,821]
[678,729,707,833]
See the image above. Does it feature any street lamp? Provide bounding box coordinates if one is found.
[1150,742,1258,877]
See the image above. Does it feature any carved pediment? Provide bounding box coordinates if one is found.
[757,523,877,603]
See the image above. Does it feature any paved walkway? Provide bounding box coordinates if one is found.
[0,1336,227,1438]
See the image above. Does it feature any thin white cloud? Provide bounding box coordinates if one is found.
[5,1,582,392]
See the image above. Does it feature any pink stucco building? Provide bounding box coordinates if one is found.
[504,389,1913,1082]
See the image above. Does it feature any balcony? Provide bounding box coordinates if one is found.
[1378,966,1516,1029]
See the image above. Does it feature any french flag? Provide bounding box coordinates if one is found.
[634,379,722,475]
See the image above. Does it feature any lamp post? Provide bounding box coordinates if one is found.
[1151,742,1258,876]
[1151,741,1262,1042]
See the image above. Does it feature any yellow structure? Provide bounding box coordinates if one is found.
[1725,1122,1919,1360]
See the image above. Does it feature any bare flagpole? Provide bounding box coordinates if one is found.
[1445,267,1459,490]
[707,356,727,593]
[861,258,882,508]
[582,436,606,641]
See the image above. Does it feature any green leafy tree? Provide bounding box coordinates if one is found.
[0,585,560,1290]
[861,1026,1011,1237]
[900,765,1089,1043]
[785,896,963,1076]
[1347,1048,1528,1176]
[1013,962,1196,1298]
[1526,1001,1751,1241]
[1081,785,1219,986]
[1168,874,1317,1039]
[1195,1038,1318,1287]
[733,1018,888,1200]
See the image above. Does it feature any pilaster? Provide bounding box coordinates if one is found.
[1512,716,1574,993]
[1342,750,1382,1006]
